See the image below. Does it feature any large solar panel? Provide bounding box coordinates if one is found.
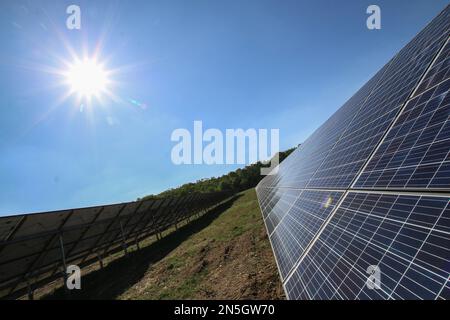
[355,64,450,190]
[256,5,450,300]
[0,191,231,299]
[284,192,449,300]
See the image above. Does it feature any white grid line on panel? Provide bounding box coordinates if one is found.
[435,279,448,300]
[283,189,351,285]
[284,192,442,295]
[256,185,450,198]
[351,35,450,189]
[256,8,450,300]
[318,193,392,299]
[268,191,344,279]
[386,198,447,299]
[326,209,447,285]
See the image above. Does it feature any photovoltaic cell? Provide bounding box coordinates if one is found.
[257,62,391,191]
[269,190,343,279]
[260,188,301,231]
[307,8,450,189]
[414,39,450,98]
[284,192,449,300]
[355,70,450,190]
[256,5,450,300]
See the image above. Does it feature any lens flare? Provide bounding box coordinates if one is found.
[323,196,333,208]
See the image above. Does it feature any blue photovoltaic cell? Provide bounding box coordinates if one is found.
[256,5,450,300]
[269,190,343,279]
[355,78,450,189]
[414,39,450,98]
[306,8,450,189]
[260,188,302,233]
[257,62,392,190]
[284,192,449,300]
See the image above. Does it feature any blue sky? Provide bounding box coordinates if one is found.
[0,0,448,215]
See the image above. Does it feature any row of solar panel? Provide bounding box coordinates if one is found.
[258,7,450,192]
[256,4,450,300]
[0,191,231,299]
[258,69,450,283]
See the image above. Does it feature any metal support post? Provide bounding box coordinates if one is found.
[119,220,128,256]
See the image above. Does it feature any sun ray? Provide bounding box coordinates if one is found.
[10,4,149,143]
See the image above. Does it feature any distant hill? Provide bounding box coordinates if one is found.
[141,147,296,200]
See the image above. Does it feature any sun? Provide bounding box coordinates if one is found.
[65,58,110,99]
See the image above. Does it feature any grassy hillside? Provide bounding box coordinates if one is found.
[42,188,284,300]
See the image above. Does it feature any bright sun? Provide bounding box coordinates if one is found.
[65,58,109,99]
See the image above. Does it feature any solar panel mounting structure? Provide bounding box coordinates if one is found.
[0,191,231,299]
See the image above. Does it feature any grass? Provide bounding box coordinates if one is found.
[41,188,284,300]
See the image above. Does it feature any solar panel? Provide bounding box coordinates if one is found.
[257,62,391,191]
[269,190,344,279]
[306,7,450,189]
[414,38,450,98]
[284,192,449,300]
[256,4,450,300]
[355,68,450,190]
[0,192,231,299]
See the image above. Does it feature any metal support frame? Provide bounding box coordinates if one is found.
[145,197,183,242]
[0,192,231,299]
[119,220,128,256]
[0,216,27,256]
[100,201,145,257]
[7,210,75,295]
[58,234,68,291]
[97,253,104,269]
[79,203,128,265]
[118,200,160,250]
[132,199,167,244]
[58,235,67,274]
[135,198,178,243]
[49,207,106,277]
[26,277,34,300]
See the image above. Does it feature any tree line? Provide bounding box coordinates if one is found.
[140,147,296,200]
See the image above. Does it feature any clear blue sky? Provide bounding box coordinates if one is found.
[0,0,448,215]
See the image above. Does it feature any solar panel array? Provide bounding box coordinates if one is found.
[0,191,231,299]
[256,5,450,300]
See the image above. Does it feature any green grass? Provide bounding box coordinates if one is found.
[41,188,284,300]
